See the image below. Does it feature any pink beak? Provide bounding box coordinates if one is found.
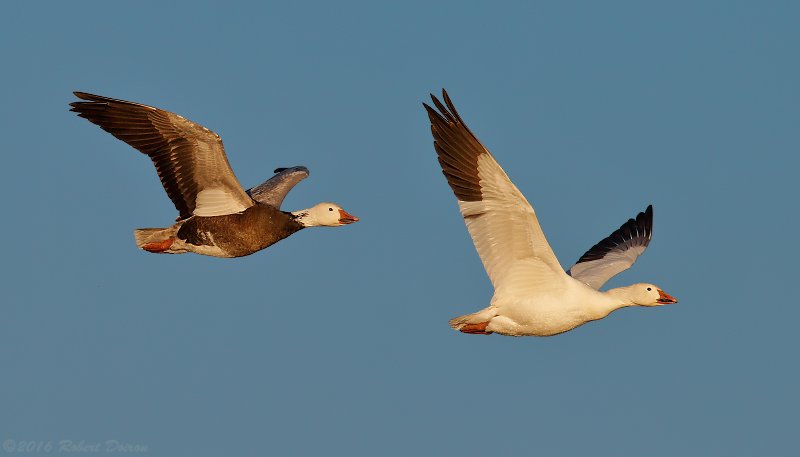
[656,289,678,304]
[338,209,358,224]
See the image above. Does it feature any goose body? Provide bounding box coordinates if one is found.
[424,90,676,336]
[70,93,357,258]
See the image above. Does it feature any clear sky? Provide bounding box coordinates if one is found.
[2,1,798,455]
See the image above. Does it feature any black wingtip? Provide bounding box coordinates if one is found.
[643,205,653,230]
[272,166,309,176]
[575,205,654,265]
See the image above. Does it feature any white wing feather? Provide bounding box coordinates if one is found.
[460,154,568,297]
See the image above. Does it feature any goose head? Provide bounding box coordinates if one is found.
[293,203,358,227]
[629,283,678,306]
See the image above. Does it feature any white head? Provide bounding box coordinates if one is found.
[292,202,358,227]
[628,283,678,307]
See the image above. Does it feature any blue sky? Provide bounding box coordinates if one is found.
[2,1,798,455]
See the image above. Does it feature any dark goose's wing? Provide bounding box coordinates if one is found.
[70,92,253,220]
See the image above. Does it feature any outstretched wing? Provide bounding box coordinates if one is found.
[424,90,568,297]
[70,92,253,220]
[568,205,653,290]
[246,166,309,209]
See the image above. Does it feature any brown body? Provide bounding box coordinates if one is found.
[70,92,357,258]
[177,204,304,257]
[137,203,305,258]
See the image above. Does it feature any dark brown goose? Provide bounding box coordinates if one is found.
[70,92,357,258]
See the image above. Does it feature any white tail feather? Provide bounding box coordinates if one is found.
[449,313,475,330]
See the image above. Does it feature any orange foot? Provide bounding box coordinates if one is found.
[141,238,174,253]
[460,322,491,335]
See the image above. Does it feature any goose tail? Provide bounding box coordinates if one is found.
[449,314,473,330]
[133,226,180,253]
[449,313,492,335]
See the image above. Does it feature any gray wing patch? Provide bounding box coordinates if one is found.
[568,205,653,290]
[246,166,309,209]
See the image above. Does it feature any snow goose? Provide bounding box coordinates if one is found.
[424,90,676,336]
[70,92,357,258]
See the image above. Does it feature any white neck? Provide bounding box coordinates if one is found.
[591,286,636,320]
[291,208,319,227]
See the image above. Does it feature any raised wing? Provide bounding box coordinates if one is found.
[246,166,309,209]
[70,92,253,220]
[424,90,568,297]
[568,205,653,290]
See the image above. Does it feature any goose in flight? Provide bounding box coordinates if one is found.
[423,90,676,336]
[70,92,357,258]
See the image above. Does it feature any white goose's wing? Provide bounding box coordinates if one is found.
[246,166,309,209]
[568,205,653,290]
[424,90,568,296]
[70,92,253,220]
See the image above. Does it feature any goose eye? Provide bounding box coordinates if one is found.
[329,208,333,211]
[647,287,652,291]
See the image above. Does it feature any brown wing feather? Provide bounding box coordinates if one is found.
[423,90,488,202]
[70,92,251,220]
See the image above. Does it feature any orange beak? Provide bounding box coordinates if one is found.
[656,289,678,304]
[338,209,358,224]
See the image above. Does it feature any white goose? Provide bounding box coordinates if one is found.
[424,90,677,336]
